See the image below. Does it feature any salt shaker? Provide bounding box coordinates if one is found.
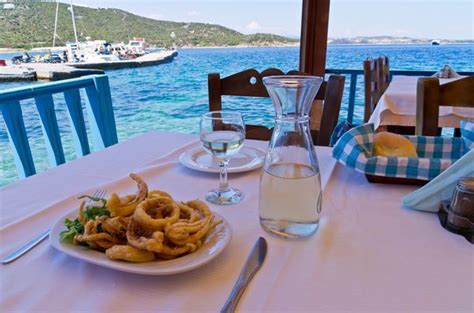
[448,177,474,230]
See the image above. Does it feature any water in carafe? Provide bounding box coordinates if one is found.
[259,76,323,239]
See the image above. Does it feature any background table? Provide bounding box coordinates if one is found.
[368,75,474,129]
[1,132,472,312]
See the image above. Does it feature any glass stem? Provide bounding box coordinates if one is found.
[218,159,230,192]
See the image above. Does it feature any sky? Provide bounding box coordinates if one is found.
[66,0,473,40]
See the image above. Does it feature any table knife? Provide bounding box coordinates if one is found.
[1,229,50,265]
[221,237,268,313]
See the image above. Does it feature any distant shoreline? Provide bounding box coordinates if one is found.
[181,42,474,49]
[1,42,473,53]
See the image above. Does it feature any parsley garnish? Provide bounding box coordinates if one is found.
[60,194,110,243]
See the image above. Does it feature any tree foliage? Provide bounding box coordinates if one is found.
[0,3,298,49]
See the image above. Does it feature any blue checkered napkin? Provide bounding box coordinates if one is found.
[331,123,470,181]
[460,120,474,151]
[408,135,464,160]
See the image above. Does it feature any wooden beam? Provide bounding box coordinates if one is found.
[300,0,330,76]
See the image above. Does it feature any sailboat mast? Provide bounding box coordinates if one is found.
[70,0,79,45]
[52,0,59,48]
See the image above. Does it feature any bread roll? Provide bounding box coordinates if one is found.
[373,132,417,157]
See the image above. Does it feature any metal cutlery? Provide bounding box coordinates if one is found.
[1,189,106,265]
[220,237,268,313]
[1,229,50,265]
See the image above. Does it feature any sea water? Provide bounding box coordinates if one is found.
[259,163,322,238]
[1,45,473,186]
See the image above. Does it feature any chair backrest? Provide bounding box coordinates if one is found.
[363,56,390,122]
[377,55,390,95]
[363,58,379,122]
[416,76,474,135]
[0,74,118,178]
[208,68,345,146]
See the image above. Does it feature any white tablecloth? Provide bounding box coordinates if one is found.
[368,76,474,129]
[1,132,472,312]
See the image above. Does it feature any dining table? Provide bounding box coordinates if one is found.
[0,131,472,312]
[368,75,474,130]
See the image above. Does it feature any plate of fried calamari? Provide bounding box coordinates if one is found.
[50,173,232,275]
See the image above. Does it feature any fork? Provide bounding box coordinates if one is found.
[1,189,107,265]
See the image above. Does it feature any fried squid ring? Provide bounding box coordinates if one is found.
[148,190,172,199]
[107,173,149,217]
[165,216,215,246]
[132,197,180,231]
[158,242,197,257]
[75,232,119,250]
[78,201,86,225]
[130,173,148,200]
[75,217,124,249]
[105,245,155,263]
[101,216,130,241]
[126,219,165,253]
[184,200,211,219]
[177,203,199,223]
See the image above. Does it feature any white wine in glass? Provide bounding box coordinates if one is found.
[200,111,245,205]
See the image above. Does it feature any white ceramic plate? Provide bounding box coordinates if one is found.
[179,145,266,173]
[50,210,232,275]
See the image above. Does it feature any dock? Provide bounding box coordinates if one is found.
[0,66,36,82]
[0,63,104,82]
[0,50,177,82]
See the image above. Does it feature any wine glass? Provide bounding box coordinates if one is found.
[200,111,245,205]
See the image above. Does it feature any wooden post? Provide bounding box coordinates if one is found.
[300,0,330,76]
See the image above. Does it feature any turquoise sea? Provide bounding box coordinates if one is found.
[1,44,473,186]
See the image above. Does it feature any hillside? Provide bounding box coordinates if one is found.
[0,2,298,49]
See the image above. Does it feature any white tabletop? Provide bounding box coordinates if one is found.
[368,75,474,129]
[1,132,472,312]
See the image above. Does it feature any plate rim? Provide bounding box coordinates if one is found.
[179,145,266,173]
[50,209,232,275]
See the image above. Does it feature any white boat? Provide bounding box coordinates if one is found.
[126,38,149,56]
[83,53,121,63]
[48,1,177,68]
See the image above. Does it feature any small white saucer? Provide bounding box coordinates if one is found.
[179,145,266,173]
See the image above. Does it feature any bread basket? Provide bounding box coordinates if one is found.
[332,121,473,185]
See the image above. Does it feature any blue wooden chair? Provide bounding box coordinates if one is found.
[0,74,118,178]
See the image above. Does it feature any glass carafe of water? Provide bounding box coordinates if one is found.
[259,75,323,239]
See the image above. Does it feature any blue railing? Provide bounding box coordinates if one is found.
[0,74,118,178]
[325,69,474,124]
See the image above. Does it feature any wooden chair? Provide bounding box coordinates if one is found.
[208,68,345,146]
[363,58,379,122]
[377,55,390,96]
[363,56,391,123]
[416,76,474,136]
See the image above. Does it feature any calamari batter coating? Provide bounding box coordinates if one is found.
[107,173,149,217]
[126,219,165,253]
[132,197,180,230]
[105,245,155,263]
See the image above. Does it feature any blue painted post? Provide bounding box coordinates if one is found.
[84,76,118,150]
[35,94,66,166]
[64,89,90,156]
[0,101,36,178]
[347,73,358,124]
